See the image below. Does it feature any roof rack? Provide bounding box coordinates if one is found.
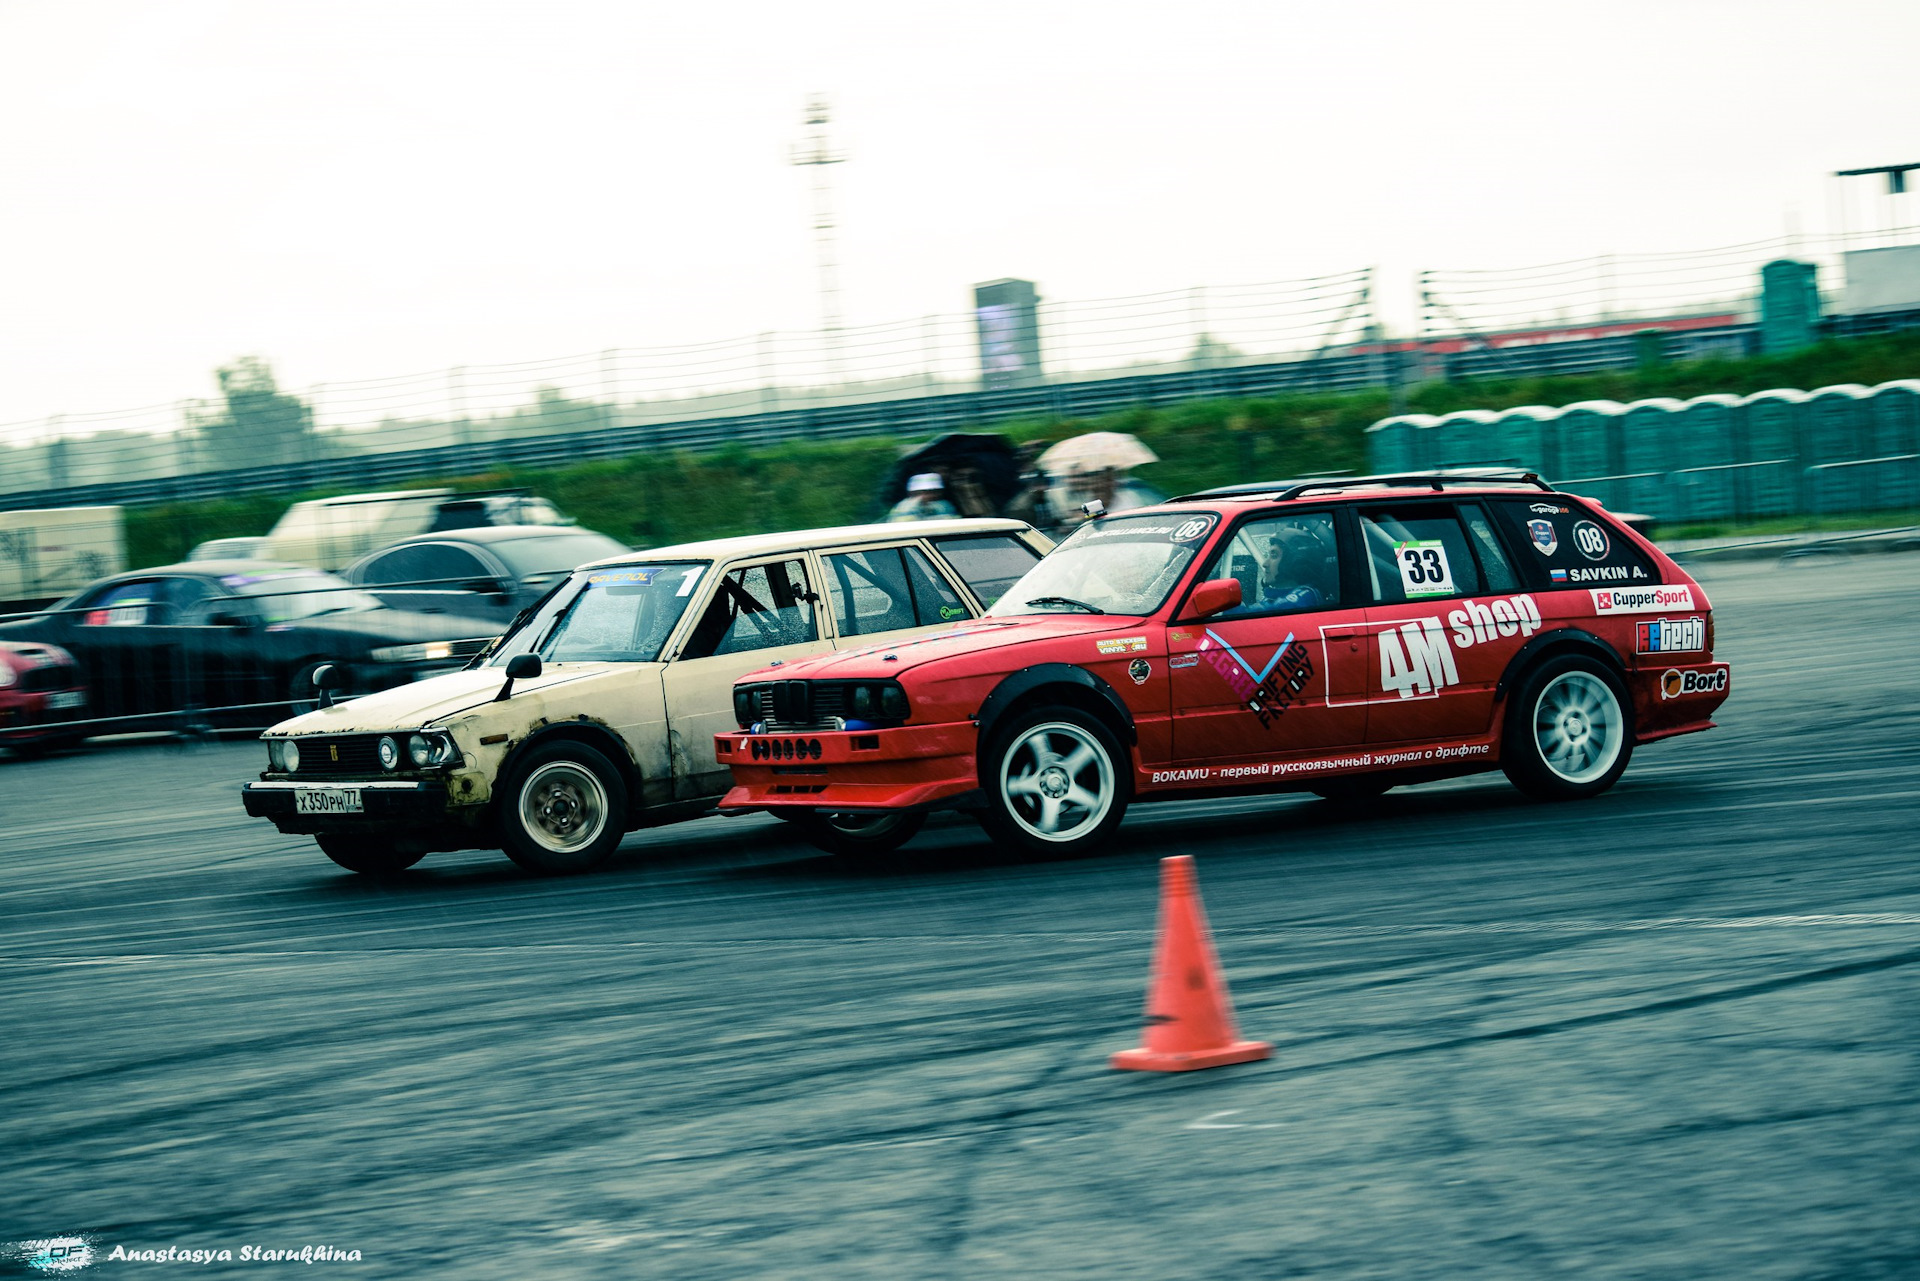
[1171,469,1554,503]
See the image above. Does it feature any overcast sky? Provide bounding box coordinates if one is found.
[2,0,1916,432]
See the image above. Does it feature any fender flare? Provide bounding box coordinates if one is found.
[974,663,1137,747]
[498,718,646,821]
[1495,627,1628,702]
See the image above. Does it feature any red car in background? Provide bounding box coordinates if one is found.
[714,473,1731,858]
[0,641,89,753]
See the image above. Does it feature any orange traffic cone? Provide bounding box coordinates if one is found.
[1110,855,1271,1072]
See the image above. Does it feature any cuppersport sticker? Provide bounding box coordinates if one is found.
[1591,585,1694,614]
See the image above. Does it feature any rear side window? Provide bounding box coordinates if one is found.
[901,546,969,625]
[929,535,1041,608]
[824,549,917,637]
[1359,506,1484,605]
[1490,499,1655,590]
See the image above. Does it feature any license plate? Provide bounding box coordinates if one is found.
[294,787,363,815]
[45,691,85,710]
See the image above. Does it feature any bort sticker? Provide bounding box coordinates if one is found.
[1571,520,1611,561]
[1129,658,1151,684]
[1169,516,1216,543]
[1096,636,1149,655]
[1638,617,1705,654]
[1660,666,1728,699]
[1527,519,1558,556]
[1591,585,1694,614]
[1395,540,1457,599]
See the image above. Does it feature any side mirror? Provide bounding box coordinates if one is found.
[312,662,343,708]
[209,611,252,629]
[1187,577,1243,619]
[495,652,542,701]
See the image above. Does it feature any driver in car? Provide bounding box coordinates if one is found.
[1257,530,1327,611]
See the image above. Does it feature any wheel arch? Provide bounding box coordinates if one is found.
[1495,627,1627,705]
[974,663,1137,750]
[499,720,646,825]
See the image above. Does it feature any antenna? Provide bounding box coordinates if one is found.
[791,95,848,379]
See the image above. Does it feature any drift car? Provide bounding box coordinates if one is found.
[716,473,1731,857]
[0,641,87,751]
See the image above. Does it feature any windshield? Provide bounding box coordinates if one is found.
[987,512,1220,617]
[491,532,629,580]
[488,561,708,665]
[222,571,383,622]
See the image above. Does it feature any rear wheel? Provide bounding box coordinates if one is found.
[500,740,628,875]
[1502,655,1634,800]
[979,706,1130,858]
[315,834,426,876]
[788,810,926,859]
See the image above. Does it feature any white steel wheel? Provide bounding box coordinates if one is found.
[998,720,1117,844]
[1532,670,1624,785]
[519,760,609,853]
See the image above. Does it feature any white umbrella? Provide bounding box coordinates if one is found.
[1036,431,1159,476]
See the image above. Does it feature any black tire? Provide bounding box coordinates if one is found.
[1501,653,1635,801]
[788,810,926,859]
[977,704,1131,859]
[498,739,629,875]
[1312,777,1394,806]
[315,834,426,876]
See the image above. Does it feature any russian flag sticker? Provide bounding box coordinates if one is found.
[1550,568,1569,583]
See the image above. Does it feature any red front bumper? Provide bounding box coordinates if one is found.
[715,722,980,813]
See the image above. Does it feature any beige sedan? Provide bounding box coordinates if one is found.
[241,518,1051,875]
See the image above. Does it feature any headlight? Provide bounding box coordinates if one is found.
[377,736,400,770]
[283,740,300,773]
[0,665,15,689]
[880,685,907,719]
[370,642,455,663]
[733,688,755,727]
[851,685,874,716]
[266,739,284,771]
[408,731,457,768]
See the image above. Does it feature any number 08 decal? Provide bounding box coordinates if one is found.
[1395,540,1456,599]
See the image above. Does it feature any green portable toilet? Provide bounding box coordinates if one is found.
[1619,398,1686,519]
[1551,400,1625,510]
[1760,259,1821,354]
[1865,380,1920,509]
[1430,409,1501,469]
[1670,394,1741,522]
[1365,413,1438,474]
[1738,389,1806,517]
[1490,405,1558,476]
[1803,385,1873,513]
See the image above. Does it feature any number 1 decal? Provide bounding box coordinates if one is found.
[1395,540,1456,599]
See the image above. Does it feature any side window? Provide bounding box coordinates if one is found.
[81,581,160,626]
[1490,499,1656,590]
[928,535,1042,608]
[1457,504,1520,595]
[1198,512,1340,617]
[1360,506,1485,605]
[680,559,819,659]
[415,545,491,587]
[823,549,917,637]
[359,545,430,587]
[901,546,969,625]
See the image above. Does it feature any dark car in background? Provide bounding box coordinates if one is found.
[0,640,88,752]
[342,526,630,630]
[0,561,498,731]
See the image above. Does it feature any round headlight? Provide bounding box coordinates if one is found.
[880,685,907,719]
[283,740,300,773]
[733,689,754,725]
[0,665,16,689]
[408,733,431,767]
[851,685,874,717]
[377,736,400,770]
[266,740,284,771]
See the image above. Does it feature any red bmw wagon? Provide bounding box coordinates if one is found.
[715,473,1730,858]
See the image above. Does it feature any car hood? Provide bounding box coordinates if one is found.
[749,615,1151,680]
[265,662,639,734]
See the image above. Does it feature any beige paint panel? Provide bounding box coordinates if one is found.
[663,638,831,800]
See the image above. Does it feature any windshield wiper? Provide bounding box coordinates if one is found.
[1024,595,1106,614]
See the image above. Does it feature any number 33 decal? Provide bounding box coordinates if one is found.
[1396,540,1457,598]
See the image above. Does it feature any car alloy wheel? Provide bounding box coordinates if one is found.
[998,720,1116,844]
[1532,670,1623,785]
[519,760,609,854]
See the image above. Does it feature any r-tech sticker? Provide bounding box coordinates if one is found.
[1591,585,1694,614]
[1526,519,1558,556]
[1637,617,1705,654]
[1395,540,1456,599]
[1660,666,1729,699]
[1571,520,1611,561]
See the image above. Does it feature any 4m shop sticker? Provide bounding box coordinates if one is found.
[1380,594,1542,699]
[1590,585,1695,614]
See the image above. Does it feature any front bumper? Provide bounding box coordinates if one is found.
[242,779,454,834]
[715,721,979,813]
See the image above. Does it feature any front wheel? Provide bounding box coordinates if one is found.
[979,706,1130,858]
[500,740,629,875]
[788,810,926,859]
[1502,655,1634,801]
[315,834,426,876]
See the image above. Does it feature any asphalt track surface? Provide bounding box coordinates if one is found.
[3,556,1918,1279]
